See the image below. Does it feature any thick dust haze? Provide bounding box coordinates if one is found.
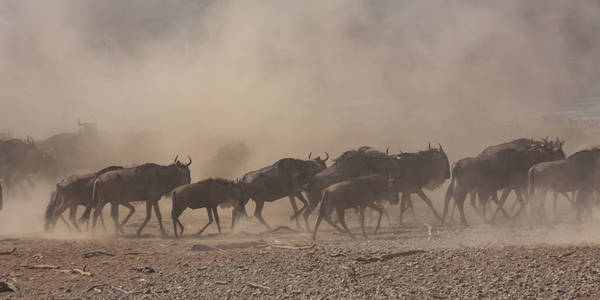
[2,1,600,240]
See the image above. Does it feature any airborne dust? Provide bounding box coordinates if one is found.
[1,1,600,244]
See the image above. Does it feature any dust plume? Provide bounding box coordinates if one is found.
[1,1,600,238]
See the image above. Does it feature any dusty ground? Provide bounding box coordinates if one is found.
[1,198,600,299]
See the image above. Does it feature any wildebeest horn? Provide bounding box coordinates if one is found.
[185,155,192,167]
[438,143,444,152]
[428,143,431,150]
[386,147,389,155]
[323,152,329,162]
[174,155,179,163]
[308,152,312,159]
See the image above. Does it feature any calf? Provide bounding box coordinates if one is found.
[312,174,398,240]
[171,178,246,238]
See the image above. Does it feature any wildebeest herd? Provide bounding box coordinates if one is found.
[2,135,600,241]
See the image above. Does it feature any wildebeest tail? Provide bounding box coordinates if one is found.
[312,190,329,240]
[528,166,536,201]
[442,175,456,223]
[44,185,60,231]
[79,180,99,223]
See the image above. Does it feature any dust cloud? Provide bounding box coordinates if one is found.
[1,1,600,241]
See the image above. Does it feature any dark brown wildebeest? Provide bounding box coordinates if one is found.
[79,156,192,236]
[394,145,450,224]
[171,178,246,238]
[44,166,124,232]
[240,153,328,230]
[312,174,399,240]
[443,142,565,226]
[0,136,45,193]
[529,148,600,220]
[299,145,449,232]
[298,147,398,232]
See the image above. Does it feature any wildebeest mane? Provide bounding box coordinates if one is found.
[568,148,600,159]
[196,177,237,187]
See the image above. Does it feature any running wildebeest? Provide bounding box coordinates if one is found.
[79,156,192,236]
[171,178,246,237]
[298,147,399,232]
[394,144,450,224]
[529,148,600,220]
[443,141,565,226]
[312,174,399,240]
[240,153,328,230]
[44,166,124,232]
[0,136,46,193]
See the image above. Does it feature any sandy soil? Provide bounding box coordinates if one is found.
[1,197,599,299]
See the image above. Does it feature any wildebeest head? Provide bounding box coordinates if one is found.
[396,144,450,191]
[384,173,400,205]
[308,152,329,170]
[170,155,193,187]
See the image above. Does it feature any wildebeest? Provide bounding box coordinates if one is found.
[443,142,565,226]
[479,138,534,157]
[79,156,192,236]
[171,178,246,237]
[299,147,398,232]
[529,148,600,220]
[394,145,450,224]
[0,137,45,193]
[240,153,328,230]
[44,166,124,232]
[312,174,399,240]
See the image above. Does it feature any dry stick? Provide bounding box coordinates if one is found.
[22,264,59,270]
[0,248,16,255]
[111,286,131,295]
[270,244,315,250]
[359,272,378,279]
[83,251,115,258]
[559,250,576,258]
[246,282,270,290]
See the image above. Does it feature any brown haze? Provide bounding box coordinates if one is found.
[1,1,600,238]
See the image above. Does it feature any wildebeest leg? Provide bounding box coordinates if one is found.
[511,189,529,219]
[407,196,417,221]
[152,201,167,236]
[254,200,272,230]
[336,206,355,239]
[288,196,301,228]
[359,206,368,239]
[490,188,512,223]
[92,201,108,235]
[171,205,185,238]
[552,191,558,213]
[119,203,136,227]
[367,203,384,234]
[450,200,456,221]
[301,190,321,233]
[99,212,107,232]
[136,201,153,236]
[212,207,222,234]
[52,203,71,230]
[399,193,410,225]
[110,203,121,236]
[295,192,309,217]
[416,189,443,222]
[195,208,213,236]
[68,205,81,232]
[57,215,71,231]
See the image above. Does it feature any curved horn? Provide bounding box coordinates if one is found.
[386,147,390,155]
[323,152,329,162]
[428,143,431,150]
[308,152,312,159]
[185,155,192,167]
[173,155,179,163]
[438,143,444,152]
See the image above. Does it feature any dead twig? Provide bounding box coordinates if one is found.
[270,243,315,250]
[215,281,227,285]
[22,264,59,270]
[111,286,131,295]
[83,251,115,258]
[558,250,576,258]
[73,268,93,276]
[0,248,16,255]
[246,282,270,290]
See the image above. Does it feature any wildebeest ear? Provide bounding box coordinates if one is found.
[386,147,389,155]
[308,152,312,159]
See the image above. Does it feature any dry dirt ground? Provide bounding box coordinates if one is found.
[1,200,600,299]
